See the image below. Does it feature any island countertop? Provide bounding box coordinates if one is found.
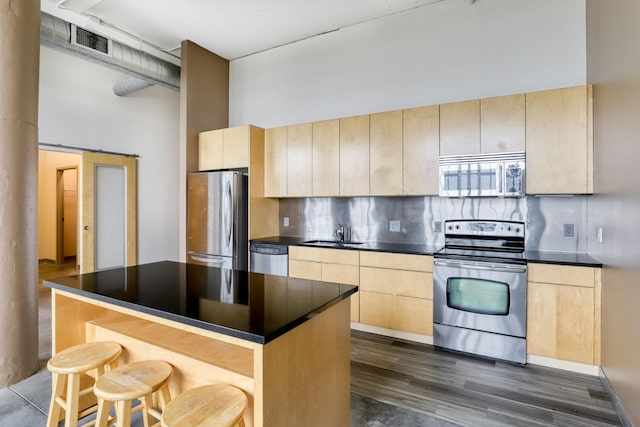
[44,260,358,345]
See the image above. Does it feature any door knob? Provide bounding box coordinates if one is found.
[84,225,89,230]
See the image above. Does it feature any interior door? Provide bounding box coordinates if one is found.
[80,152,137,273]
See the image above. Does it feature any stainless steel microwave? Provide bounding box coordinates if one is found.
[438,152,525,197]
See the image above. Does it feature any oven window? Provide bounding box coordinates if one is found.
[446,278,510,315]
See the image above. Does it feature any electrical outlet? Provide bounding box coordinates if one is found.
[283,217,290,227]
[597,226,603,243]
[563,223,574,238]
[389,220,401,232]
[433,221,442,233]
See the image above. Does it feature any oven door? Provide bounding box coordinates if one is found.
[433,258,526,338]
[439,162,503,197]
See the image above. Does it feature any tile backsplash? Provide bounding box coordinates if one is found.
[279,195,589,252]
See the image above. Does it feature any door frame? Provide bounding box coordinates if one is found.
[55,166,78,265]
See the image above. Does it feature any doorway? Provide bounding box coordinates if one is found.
[56,167,78,265]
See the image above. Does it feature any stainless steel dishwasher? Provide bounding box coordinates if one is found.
[249,242,288,276]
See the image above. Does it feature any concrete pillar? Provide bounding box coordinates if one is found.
[0,0,41,386]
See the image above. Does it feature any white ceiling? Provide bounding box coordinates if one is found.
[42,0,445,62]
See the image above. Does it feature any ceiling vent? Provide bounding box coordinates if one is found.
[71,25,112,56]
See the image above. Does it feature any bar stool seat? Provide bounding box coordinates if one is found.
[47,341,122,427]
[93,360,172,427]
[161,384,247,427]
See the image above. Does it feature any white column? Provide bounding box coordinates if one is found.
[0,0,40,386]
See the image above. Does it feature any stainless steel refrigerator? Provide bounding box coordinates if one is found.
[187,171,248,270]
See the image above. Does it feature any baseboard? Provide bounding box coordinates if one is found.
[350,323,433,345]
[599,368,634,427]
[38,259,56,264]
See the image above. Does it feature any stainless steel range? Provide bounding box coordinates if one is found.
[433,220,527,364]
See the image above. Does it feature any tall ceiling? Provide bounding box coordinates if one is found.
[41,0,445,63]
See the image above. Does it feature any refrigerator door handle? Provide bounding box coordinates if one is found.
[189,253,226,264]
[225,177,233,249]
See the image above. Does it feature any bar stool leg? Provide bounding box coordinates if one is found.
[64,373,81,427]
[95,398,112,427]
[115,400,132,427]
[46,372,65,427]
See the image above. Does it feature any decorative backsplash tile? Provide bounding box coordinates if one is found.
[279,195,589,252]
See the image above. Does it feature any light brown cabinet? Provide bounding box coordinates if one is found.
[370,110,403,195]
[312,119,340,197]
[287,123,313,197]
[525,85,593,194]
[339,115,370,196]
[402,105,440,195]
[527,263,601,365]
[481,94,525,153]
[288,246,360,322]
[199,125,254,170]
[264,126,288,197]
[439,100,480,156]
[359,252,433,336]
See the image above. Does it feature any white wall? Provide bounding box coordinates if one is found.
[39,46,181,264]
[229,0,586,128]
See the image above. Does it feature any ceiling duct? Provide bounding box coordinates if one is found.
[40,11,180,95]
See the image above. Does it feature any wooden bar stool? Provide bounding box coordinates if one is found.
[93,360,173,427]
[47,341,123,427]
[161,384,248,427]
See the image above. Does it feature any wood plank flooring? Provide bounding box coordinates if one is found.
[350,330,622,427]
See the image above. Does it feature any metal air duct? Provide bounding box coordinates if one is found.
[40,11,180,95]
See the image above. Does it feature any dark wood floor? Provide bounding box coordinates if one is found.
[350,330,622,427]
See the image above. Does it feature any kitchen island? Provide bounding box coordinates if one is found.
[44,261,357,427]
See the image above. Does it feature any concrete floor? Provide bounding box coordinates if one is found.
[0,262,451,427]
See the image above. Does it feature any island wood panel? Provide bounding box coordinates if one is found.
[312,119,340,197]
[359,267,432,299]
[264,126,287,197]
[526,85,592,194]
[339,114,369,196]
[359,251,433,272]
[259,299,351,427]
[359,292,433,336]
[198,129,224,170]
[369,110,402,195]
[527,281,595,365]
[402,105,439,195]
[223,125,250,168]
[439,99,480,156]
[287,123,313,197]
[480,94,525,153]
[247,126,279,239]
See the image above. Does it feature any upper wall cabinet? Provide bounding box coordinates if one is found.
[339,114,370,196]
[264,126,288,197]
[370,110,403,196]
[312,119,340,197]
[481,94,525,153]
[439,100,480,156]
[287,123,313,197]
[199,125,253,170]
[403,105,440,195]
[526,85,593,194]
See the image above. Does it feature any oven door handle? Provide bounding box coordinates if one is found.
[434,259,527,274]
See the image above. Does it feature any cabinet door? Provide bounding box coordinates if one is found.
[370,110,402,195]
[439,100,480,156]
[339,115,369,196]
[312,119,340,197]
[289,259,322,280]
[527,281,595,364]
[223,126,249,168]
[359,267,432,299]
[403,106,439,195]
[264,126,288,197]
[360,292,433,336]
[198,129,224,171]
[526,85,593,194]
[481,94,525,153]
[287,123,313,197]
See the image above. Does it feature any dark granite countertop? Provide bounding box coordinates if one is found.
[43,261,357,345]
[251,236,602,267]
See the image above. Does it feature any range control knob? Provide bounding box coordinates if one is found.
[515,227,521,233]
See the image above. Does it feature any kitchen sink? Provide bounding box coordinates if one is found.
[302,239,363,248]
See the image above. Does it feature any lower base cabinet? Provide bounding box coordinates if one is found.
[360,292,433,335]
[527,264,601,365]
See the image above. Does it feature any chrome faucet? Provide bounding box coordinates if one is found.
[335,224,345,242]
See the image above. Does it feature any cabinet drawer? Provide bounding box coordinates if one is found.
[289,260,321,281]
[360,292,432,336]
[528,264,595,288]
[289,246,321,262]
[320,248,359,265]
[359,252,432,272]
[322,263,359,286]
[359,267,432,299]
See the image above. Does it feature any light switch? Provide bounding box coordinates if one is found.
[389,220,400,232]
